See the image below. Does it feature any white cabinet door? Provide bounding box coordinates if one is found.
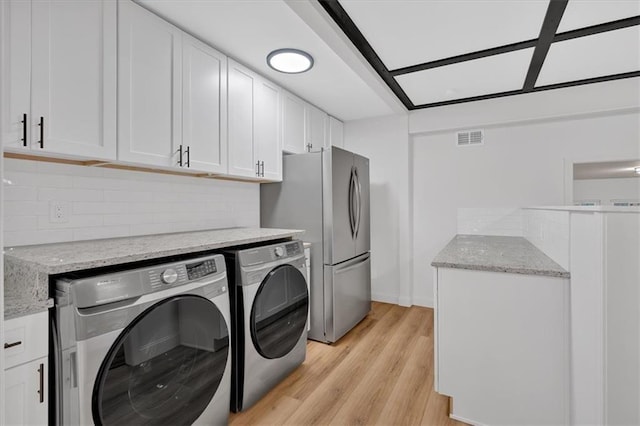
[1,0,31,151]
[3,358,48,426]
[118,0,182,168]
[329,116,344,148]
[281,90,306,154]
[30,0,116,160]
[306,104,328,152]
[227,60,256,178]
[182,34,227,174]
[255,77,282,181]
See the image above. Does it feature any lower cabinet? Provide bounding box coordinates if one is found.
[3,311,49,426]
[434,268,570,425]
[4,358,48,426]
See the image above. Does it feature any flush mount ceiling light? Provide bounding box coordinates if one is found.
[267,48,314,74]
[635,167,640,175]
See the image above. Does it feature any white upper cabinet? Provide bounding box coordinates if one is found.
[255,78,282,181]
[1,0,117,160]
[305,103,328,152]
[118,0,181,168]
[182,34,228,174]
[329,116,344,148]
[282,90,306,154]
[227,59,282,181]
[227,60,256,178]
[118,1,228,173]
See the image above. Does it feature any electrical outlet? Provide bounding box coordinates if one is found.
[49,201,70,223]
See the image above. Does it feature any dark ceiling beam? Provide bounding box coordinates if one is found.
[522,0,569,91]
[317,0,415,109]
[390,39,538,77]
[411,71,640,110]
[554,15,640,42]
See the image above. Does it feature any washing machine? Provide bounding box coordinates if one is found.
[54,253,231,426]
[224,240,308,412]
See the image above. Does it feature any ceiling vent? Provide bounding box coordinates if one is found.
[456,129,484,146]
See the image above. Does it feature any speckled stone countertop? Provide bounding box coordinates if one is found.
[4,227,303,319]
[431,235,570,278]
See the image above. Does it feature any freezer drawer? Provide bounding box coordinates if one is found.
[324,253,371,342]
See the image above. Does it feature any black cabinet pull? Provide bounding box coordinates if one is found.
[256,161,260,176]
[21,113,27,146]
[260,161,265,177]
[38,116,44,148]
[37,363,44,403]
[185,146,190,168]
[177,145,183,167]
[306,143,312,152]
[4,341,22,349]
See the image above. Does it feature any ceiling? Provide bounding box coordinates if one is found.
[574,160,640,180]
[321,0,640,110]
[135,0,639,120]
[136,0,400,122]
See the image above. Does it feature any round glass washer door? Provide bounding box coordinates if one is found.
[92,295,229,426]
[251,264,308,359]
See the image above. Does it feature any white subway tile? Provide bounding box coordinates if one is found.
[4,185,37,201]
[3,201,49,216]
[73,202,130,215]
[4,229,74,247]
[103,214,151,226]
[4,215,38,231]
[72,226,131,241]
[104,190,153,202]
[37,214,103,229]
[38,187,103,202]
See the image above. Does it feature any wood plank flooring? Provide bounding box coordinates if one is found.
[229,302,467,425]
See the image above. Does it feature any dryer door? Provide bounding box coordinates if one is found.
[92,295,229,426]
[251,265,308,359]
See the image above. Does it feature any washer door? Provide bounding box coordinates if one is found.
[92,295,229,426]
[251,264,308,359]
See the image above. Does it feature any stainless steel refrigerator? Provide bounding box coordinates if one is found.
[261,146,371,343]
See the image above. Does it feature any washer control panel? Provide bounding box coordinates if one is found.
[161,268,179,284]
[186,259,218,280]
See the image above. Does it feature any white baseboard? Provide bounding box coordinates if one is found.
[371,292,398,305]
[412,296,434,308]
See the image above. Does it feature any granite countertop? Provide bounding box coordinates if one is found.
[4,227,304,319]
[431,235,570,278]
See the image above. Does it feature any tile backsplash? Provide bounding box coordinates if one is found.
[523,208,570,271]
[457,207,524,237]
[2,159,259,247]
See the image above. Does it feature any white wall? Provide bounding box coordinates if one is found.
[2,158,260,247]
[344,114,413,305]
[574,177,640,205]
[412,109,640,307]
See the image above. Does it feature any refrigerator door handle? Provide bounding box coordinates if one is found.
[348,167,356,238]
[354,167,362,239]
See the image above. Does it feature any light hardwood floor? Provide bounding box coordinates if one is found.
[229,302,467,425]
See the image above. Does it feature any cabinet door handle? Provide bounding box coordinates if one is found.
[37,363,44,403]
[38,116,44,148]
[177,145,183,167]
[185,146,190,168]
[21,113,28,146]
[306,143,312,152]
[4,341,22,349]
[256,161,260,176]
[260,161,264,177]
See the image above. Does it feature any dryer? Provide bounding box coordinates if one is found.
[224,240,308,412]
[54,253,231,426]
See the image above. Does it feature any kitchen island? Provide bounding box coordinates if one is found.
[4,227,303,319]
[432,234,570,426]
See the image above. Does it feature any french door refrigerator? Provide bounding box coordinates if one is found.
[261,146,371,343]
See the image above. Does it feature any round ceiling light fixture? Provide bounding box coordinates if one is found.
[635,167,640,175]
[267,48,314,74]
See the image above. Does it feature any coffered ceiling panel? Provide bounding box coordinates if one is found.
[338,0,548,70]
[557,0,640,33]
[396,48,534,105]
[320,0,640,110]
[537,26,640,86]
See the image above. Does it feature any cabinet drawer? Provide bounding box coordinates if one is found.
[4,311,48,369]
